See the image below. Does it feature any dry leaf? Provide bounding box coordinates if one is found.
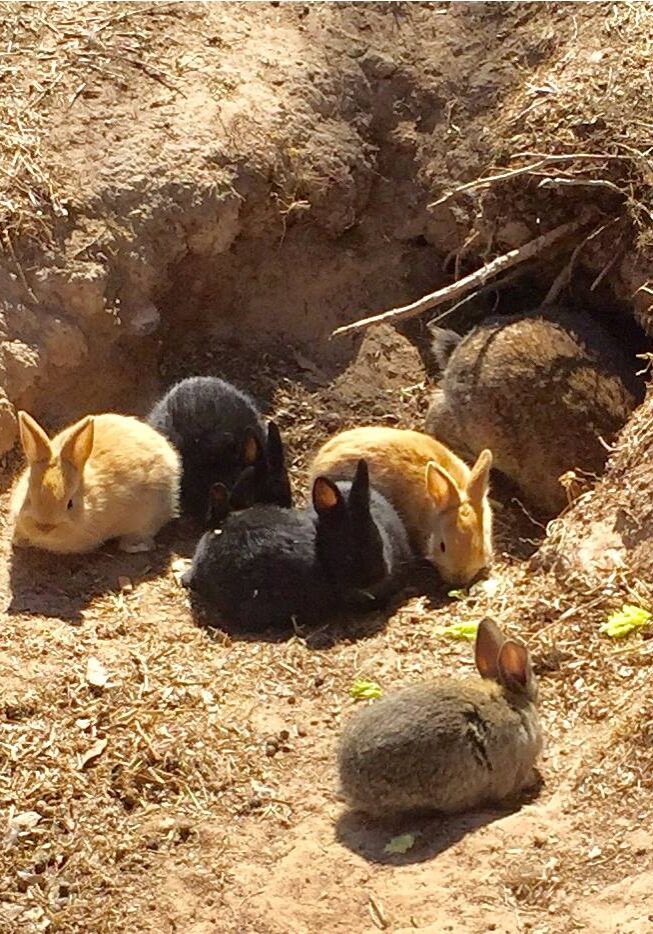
[86,656,108,688]
[171,557,191,584]
[9,811,41,831]
[78,737,108,769]
[5,811,42,847]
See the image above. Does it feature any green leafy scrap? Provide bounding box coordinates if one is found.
[447,589,467,601]
[383,833,416,855]
[600,604,652,639]
[350,679,383,700]
[438,621,479,642]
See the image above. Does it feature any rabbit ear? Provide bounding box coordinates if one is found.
[60,416,94,470]
[207,482,230,524]
[425,461,462,512]
[242,428,264,467]
[313,476,344,515]
[348,459,371,513]
[497,640,532,695]
[475,617,506,682]
[18,411,52,463]
[265,421,284,472]
[467,449,492,504]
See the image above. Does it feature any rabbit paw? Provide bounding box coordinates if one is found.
[119,534,155,553]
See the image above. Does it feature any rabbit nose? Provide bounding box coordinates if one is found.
[35,521,55,533]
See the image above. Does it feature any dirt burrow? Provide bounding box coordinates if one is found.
[4,2,653,458]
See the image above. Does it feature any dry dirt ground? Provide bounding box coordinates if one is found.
[3,3,653,934]
[2,324,653,934]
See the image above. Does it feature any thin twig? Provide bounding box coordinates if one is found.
[537,176,624,195]
[426,267,530,330]
[590,237,625,292]
[332,219,586,338]
[121,56,184,96]
[542,217,622,307]
[430,153,627,208]
[1,229,37,301]
[511,151,632,162]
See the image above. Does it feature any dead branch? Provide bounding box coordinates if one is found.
[426,267,530,330]
[331,219,586,339]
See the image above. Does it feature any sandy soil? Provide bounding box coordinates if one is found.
[2,324,653,934]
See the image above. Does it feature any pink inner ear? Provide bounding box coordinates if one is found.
[19,413,51,462]
[475,620,504,681]
[426,462,462,510]
[498,641,529,686]
[313,478,339,512]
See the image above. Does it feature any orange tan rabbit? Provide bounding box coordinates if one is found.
[11,411,181,554]
[311,426,492,585]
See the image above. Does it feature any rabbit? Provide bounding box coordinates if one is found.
[425,308,640,515]
[311,426,493,586]
[147,375,277,521]
[182,459,410,631]
[337,617,542,817]
[206,420,292,526]
[11,411,180,554]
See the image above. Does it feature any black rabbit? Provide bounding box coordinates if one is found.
[206,421,292,526]
[182,459,410,631]
[147,376,291,521]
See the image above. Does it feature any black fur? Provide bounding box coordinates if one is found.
[148,377,291,522]
[205,420,293,527]
[182,460,410,631]
[312,460,410,610]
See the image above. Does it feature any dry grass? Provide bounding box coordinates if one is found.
[429,2,653,331]
[0,1,185,243]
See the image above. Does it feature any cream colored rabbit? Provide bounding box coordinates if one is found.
[11,411,181,554]
[338,618,542,817]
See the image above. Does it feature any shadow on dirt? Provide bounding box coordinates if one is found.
[5,519,196,624]
[335,776,545,865]
[185,558,451,646]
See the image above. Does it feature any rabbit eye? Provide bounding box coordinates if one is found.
[67,499,74,510]
[440,541,446,553]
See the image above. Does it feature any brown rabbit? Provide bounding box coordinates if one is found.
[11,411,180,553]
[426,309,639,515]
[311,426,493,585]
[338,618,542,817]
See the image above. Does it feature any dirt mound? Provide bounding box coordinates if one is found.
[7,2,653,452]
[538,385,653,584]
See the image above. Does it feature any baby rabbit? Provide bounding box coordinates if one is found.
[11,411,180,553]
[206,420,292,526]
[148,376,291,521]
[426,308,639,515]
[338,618,542,817]
[311,426,493,585]
[182,459,410,631]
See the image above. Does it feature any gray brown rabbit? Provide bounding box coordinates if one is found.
[425,308,639,515]
[337,618,541,817]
